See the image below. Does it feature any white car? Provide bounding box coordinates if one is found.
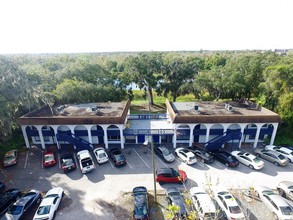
[175,147,197,165]
[231,150,264,170]
[277,181,293,201]
[33,187,64,220]
[190,187,218,220]
[77,150,96,173]
[93,147,109,164]
[265,145,293,162]
[213,188,245,220]
[254,186,293,220]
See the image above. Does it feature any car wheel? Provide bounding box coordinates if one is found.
[274,213,279,220]
[249,164,254,169]
[159,181,165,185]
[274,161,279,166]
[278,188,286,197]
[225,163,229,167]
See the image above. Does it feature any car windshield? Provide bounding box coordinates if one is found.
[278,154,286,160]
[280,206,293,215]
[37,205,51,215]
[253,157,262,163]
[44,154,54,162]
[99,152,107,158]
[8,205,23,215]
[134,204,147,216]
[161,148,171,156]
[173,169,179,176]
[114,154,125,162]
[168,191,180,197]
[4,155,14,160]
[229,205,241,214]
[81,158,93,167]
[62,158,73,166]
[227,156,235,162]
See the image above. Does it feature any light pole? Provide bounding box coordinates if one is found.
[144,135,157,202]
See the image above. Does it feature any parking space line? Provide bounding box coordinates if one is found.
[132,148,150,168]
[108,160,114,168]
[74,153,80,170]
[57,152,61,169]
[214,161,223,168]
[24,152,29,169]
[126,160,133,168]
[197,161,205,168]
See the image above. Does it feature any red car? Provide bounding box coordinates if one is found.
[155,168,187,185]
[43,151,56,167]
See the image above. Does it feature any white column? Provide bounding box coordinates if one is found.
[239,124,246,149]
[51,126,60,149]
[102,125,109,149]
[85,125,93,147]
[21,125,30,148]
[173,125,177,148]
[120,126,124,149]
[36,125,45,150]
[205,124,212,143]
[189,124,195,147]
[269,123,279,145]
[253,124,263,148]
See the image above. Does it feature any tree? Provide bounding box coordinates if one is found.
[125,52,163,106]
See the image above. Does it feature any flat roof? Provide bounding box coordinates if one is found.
[19,101,130,125]
[167,100,281,124]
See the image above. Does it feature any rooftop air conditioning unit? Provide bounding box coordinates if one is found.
[194,105,199,111]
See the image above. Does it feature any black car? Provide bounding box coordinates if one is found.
[5,189,41,219]
[60,153,76,173]
[0,189,21,216]
[210,150,239,167]
[154,146,175,163]
[109,148,127,167]
[132,186,149,220]
[0,182,5,192]
[188,147,214,164]
[165,187,188,218]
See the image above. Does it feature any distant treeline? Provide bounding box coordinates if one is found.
[0,51,292,141]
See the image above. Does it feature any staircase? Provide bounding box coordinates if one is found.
[204,131,242,152]
[56,133,93,151]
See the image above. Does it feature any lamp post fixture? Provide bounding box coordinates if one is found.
[144,135,157,202]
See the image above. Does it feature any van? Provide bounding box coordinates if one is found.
[190,187,218,220]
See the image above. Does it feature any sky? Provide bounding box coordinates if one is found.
[0,0,292,54]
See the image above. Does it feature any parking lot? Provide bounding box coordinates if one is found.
[1,145,293,219]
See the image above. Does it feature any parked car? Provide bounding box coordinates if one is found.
[33,187,64,220]
[210,150,239,167]
[108,148,126,167]
[132,186,149,220]
[60,153,76,173]
[3,149,18,167]
[77,150,96,173]
[281,145,293,151]
[254,186,293,220]
[0,182,5,192]
[155,167,187,185]
[213,188,245,220]
[231,150,264,170]
[43,151,56,167]
[254,148,289,166]
[0,189,21,217]
[165,187,188,218]
[93,147,109,164]
[154,146,175,163]
[188,147,214,164]
[5,189,41,220]
[175,147,197,165]
[190,187,218,220]
[265,145,293,162]
[277,181,293,201]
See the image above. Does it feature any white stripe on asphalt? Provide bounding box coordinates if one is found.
[197,161,205,168]
[132,148,150,168]
[126,160,133,168]
[57,152,61,169]
[214,161,223,168]
[24,152,29,169]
